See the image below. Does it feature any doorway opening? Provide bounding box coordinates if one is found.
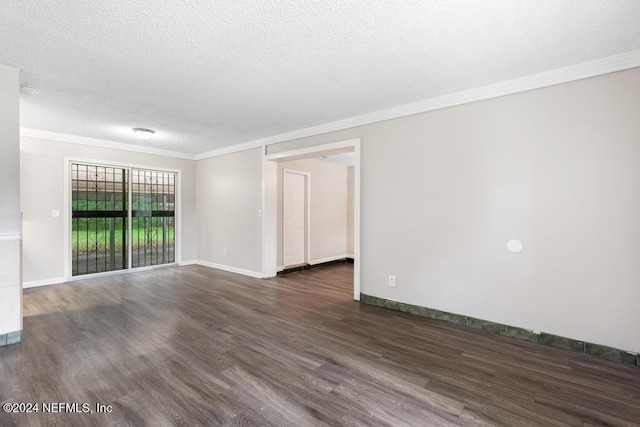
[262,138,361,300]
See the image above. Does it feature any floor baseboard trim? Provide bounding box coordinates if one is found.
[360,294,639,368]
[278,257,352,276]
[179,260,198,266]
[0,330,22,347]
[23,277,65,289]
[196,260,263,279]
[309,254,351,265]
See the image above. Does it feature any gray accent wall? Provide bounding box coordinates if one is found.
[266,68,640,354]
[196,148,263,274]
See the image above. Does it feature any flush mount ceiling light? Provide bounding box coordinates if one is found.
[132,128,155,140]
[20,85,40,95]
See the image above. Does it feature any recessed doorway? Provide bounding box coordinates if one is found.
[262,138,361,300]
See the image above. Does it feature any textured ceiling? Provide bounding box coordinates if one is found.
[2,0,640,155]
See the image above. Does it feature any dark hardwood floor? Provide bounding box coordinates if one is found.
[1,264,639,426]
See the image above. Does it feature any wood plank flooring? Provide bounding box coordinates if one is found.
[1,264,639,426]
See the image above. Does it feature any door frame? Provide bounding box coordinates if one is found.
[262,138,361,301]
[281,168,311,268]
[63,157,182,282]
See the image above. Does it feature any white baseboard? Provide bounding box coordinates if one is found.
[346,254,354,258]
[23,277,65,289]
[179,260,198,266]
[196,260,263,279]
[277,265,284,272]
[309,254,350,265]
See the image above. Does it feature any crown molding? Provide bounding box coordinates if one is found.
[261,49,640,146]
[20,128,197,160]
[20,49,640,159]
[194,138,265,160]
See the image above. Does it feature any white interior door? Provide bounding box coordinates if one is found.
[283,171,306,266]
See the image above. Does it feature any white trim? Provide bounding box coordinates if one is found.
[0,234,21,241]
[346,254,354,259]
[20,51,640,162]
[277,265,284,272]
[261,50,640,147]
[196,260,263,279]
[353,138,360,301]
[261,145,278,278]
[179,260,198,266]
[23,277,64,289]
[127,164,133,270]
[266,139,359,161]
[21,128,197,160]
[282,168,311,268]
[194,139,265,160]
[261,140,267,276]
[174,171,183,265]
[63,159,71,280]
[62,156,183,174]
[309,254,350,265]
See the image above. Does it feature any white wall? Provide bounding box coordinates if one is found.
[266,68,640,353]
[197,148,263,276]
[277,158,348,267]
[20,136,197,285]
[0,64,21,335]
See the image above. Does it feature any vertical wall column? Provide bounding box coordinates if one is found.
[0,64,22,346]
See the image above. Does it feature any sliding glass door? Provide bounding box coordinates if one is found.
[71,164,128,276]
[131,169,176,268]
[71,163,177,277]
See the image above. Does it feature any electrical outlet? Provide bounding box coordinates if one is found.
[223,248,227,256]
[388,275,396,287]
